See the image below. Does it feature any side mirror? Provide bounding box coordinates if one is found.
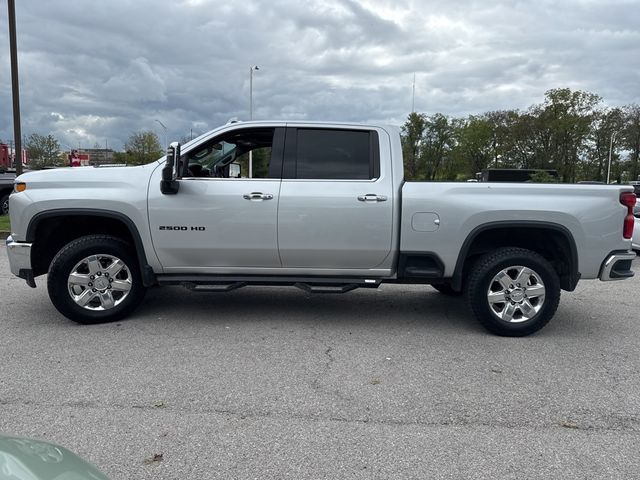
[160,142,181,195]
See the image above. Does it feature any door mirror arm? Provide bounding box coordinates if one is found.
[161,142,181,195]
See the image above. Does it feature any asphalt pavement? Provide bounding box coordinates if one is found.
[1,245,639,479]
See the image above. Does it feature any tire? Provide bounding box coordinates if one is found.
[466,247,560,337]
[47,235,146,324]
[1,193,9,215]
[431,283,463,296]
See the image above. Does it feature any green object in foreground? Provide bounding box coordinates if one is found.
[0,435,109,480]
[0,215,10,233]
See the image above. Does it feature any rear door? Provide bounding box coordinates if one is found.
[277,126,394,271]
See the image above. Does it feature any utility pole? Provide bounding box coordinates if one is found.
[8,0,23,175]
[607,130,620,184]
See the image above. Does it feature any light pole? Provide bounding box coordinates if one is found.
[249,65,259,120]
[155,119,167,149]
[607,130,620,184]
[249,65,259,178]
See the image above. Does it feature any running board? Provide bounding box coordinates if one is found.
[156,275,382,293]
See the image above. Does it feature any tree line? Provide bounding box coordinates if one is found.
[401,88,640,183]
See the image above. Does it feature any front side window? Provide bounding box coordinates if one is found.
[294,129,376,180]
[186,128,275,179]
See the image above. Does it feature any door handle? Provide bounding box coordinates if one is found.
[243,192,273,201]
[357,194,387,202]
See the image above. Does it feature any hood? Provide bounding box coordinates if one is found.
[14,163,159,190]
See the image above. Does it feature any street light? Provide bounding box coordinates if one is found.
[249,65,259,178]
[607,130,621,184]
[155,119,167,149]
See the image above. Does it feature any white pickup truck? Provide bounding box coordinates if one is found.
[6,121,637,336]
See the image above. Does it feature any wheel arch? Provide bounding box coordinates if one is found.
[26,209,156,286]
[451,221,579,292]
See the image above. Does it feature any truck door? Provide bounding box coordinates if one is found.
[148,127,284,271]
[277,127,394,271]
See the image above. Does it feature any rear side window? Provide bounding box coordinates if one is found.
[292,129,378,180]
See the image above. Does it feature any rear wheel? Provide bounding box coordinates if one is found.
[47,235,146,324]
[466,247,560,336]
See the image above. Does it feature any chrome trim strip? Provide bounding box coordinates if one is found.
[599,251,636,281]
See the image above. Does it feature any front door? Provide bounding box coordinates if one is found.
[148,127,284,271]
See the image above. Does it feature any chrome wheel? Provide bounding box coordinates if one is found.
[67,254,132,311]
[487,265,546,323]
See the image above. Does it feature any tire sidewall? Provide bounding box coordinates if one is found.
[48,236,145,324]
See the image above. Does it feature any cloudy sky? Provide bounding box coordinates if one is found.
[0,0,639,150]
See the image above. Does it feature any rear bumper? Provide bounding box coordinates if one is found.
[5,235,36,287]
[599,250,636,281]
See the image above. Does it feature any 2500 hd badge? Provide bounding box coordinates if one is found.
[159,225,206,231]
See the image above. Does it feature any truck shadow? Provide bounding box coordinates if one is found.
[134,284,482,334]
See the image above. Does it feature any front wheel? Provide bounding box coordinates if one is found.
[466,247,560,336]
[47,235,146,324]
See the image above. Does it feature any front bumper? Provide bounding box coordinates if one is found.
[5,235,36,287]
[599,250,636,281]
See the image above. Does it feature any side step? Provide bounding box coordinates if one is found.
[157,275,382,294]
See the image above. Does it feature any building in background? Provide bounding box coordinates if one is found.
[82,148,115,166]
[67,148,115,167]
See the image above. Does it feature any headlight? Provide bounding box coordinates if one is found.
[14,182,26,193]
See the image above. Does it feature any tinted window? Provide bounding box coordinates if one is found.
[295,129,373,180]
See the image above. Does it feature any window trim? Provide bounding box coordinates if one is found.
[282,127,380,181]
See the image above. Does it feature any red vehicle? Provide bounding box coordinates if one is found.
[1,143,29,215]
[0,143,29,170]
[68,149,90,167]
[0,143,10,170]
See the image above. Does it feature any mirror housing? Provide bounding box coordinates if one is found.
[160,142,181,195]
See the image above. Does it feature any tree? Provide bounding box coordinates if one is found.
[25,133,60,168]
[454,115,493,178]
[585,108,624,182]
[401,112,427,180]
[122,131,163,165]
[541,88,601,182]
[623,104,640,182]
[529,171,559,183]
[423,113,456,180]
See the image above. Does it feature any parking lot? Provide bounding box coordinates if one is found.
[1,245,639,479]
